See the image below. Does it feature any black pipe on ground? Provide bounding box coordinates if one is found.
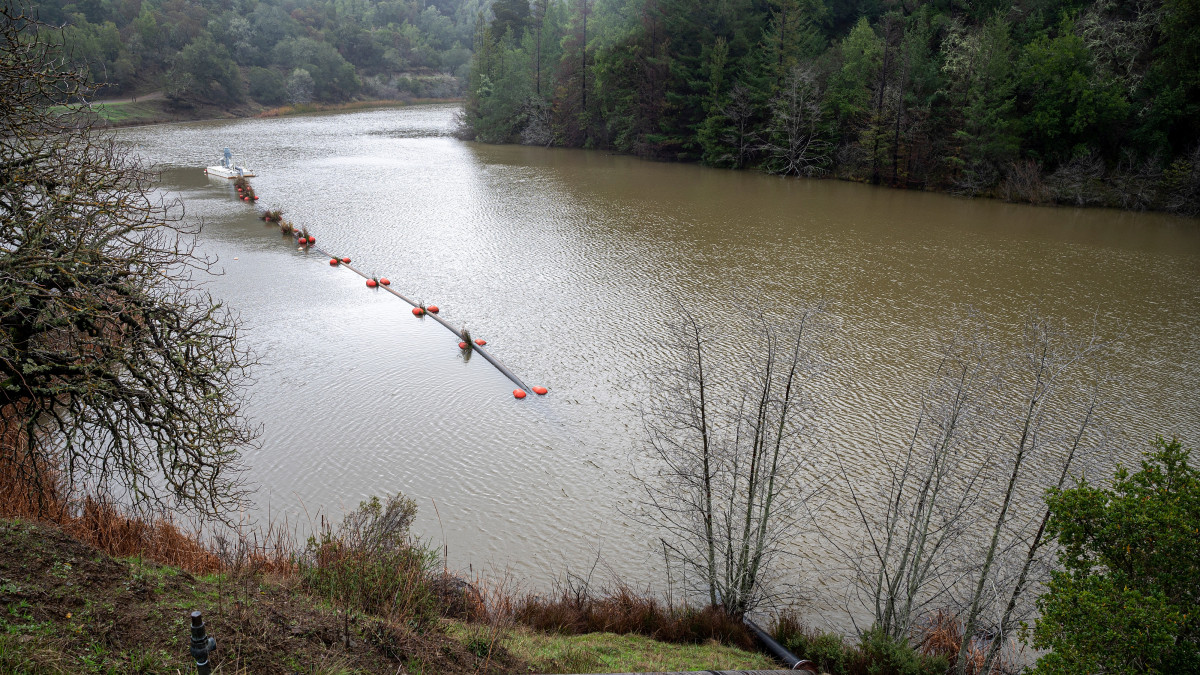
[744,618,816,672]
[571,667,806,672]
[189,611,216,675]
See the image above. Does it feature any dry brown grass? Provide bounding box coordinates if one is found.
[513,583,754,649]
[0,417,289,575]
[916,609,1004,674]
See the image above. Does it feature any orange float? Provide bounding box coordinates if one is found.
[298,237,308,245]
[366,279,378,288]
[341,257,351,263]
[458,341,468,349]
[379,278,390,285]
[532,386,548,395]
[412,307,424,316]
[513,389,527,399]
[427,305,439,313]
[307,235,314,243]
[474,339,487,346]
[329,258,339,266]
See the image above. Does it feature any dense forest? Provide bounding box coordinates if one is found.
[35,0,481,105]
[460,0,1200,214]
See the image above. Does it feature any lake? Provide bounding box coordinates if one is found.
[115,103,1200,627]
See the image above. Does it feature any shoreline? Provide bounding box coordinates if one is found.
[89,97,464,129]
[92,97,1196,220]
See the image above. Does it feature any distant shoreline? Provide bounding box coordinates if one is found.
[86,97,463,129]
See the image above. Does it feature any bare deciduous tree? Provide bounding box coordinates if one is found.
[714,83,758,170]
[633,306,829,616]
[0,8,258,520]
[832,311,1112,671]
[760,66,831,177]
[835,313,999,642]
[953,314,1110,674]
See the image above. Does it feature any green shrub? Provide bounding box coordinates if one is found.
[854,627,948,675]
[301,493,439,626]
[248,66,286,105]
[1030,436,1200,674]
[773,614,850,675]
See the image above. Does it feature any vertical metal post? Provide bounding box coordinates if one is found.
[189,611,216,675]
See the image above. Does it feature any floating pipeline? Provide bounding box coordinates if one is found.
[279,229,539,397]
[235,182,544,398]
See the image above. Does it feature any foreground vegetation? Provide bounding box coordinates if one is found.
[4,7,1198,674]
[11,437,1192,673]
[0,507,780,673]
[462,0,1200,215]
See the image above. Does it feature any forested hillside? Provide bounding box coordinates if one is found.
[461,0,1200,214]
[37,0,481,106]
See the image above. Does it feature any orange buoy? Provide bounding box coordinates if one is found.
[427,305,439,313]
[458,341,468,349]
[329,258,339,266]
[412,307,424,316]
[379,278,390,285]
[474,339,487,346]
[532,386,548,395]
[254,195,260,200]
[307,236,315,244]
[341,257,351,263]
[513,389,527,399]
[298,237,308,245]
[366,279,378,288]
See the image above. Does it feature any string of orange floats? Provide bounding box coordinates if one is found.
[232,180,547,399]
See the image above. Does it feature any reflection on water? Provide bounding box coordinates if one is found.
[117,104,1199,627]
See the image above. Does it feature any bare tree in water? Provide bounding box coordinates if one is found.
[633,305,830,616]
[832,310,1111,670]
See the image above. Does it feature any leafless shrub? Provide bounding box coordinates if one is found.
[633,305,830,616]
[950,161,999,197]
[1047,152,1106,206]
[520,99,555,147]
[712,83,759,169]
[1108,150,1162,211]
[760,66,831,177]
[1159,144,1200,216]
[999,159,1050,205]
[834,311,999,642]
[827,309,1113,675]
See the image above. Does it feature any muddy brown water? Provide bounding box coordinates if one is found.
[115,104,1199,628]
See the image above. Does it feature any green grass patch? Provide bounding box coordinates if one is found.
[481,624,778,673]
[86,101,164,123]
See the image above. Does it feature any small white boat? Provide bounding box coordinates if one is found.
[205,148,255,178]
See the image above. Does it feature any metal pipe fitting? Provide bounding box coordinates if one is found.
[189,611,216,675]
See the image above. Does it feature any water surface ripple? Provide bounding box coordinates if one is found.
[117,105,1199,624]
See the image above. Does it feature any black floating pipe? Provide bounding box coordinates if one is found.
[189,611,216,675]
[744,618,816,672]
[302,239,531,392]
[468,342,531,392]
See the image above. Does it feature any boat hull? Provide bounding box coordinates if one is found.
[206,165,256,178]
